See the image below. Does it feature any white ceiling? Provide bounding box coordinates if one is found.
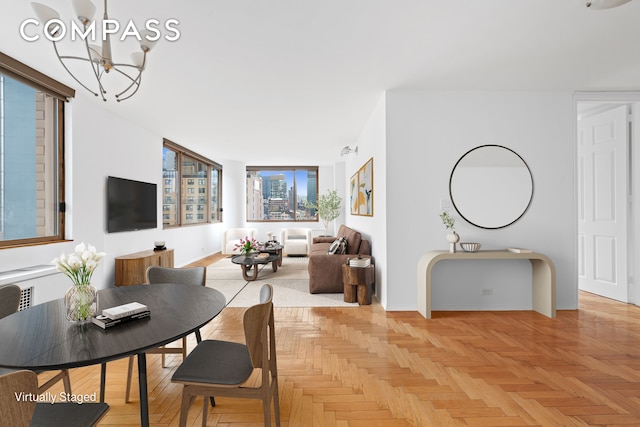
[2,0,640,164]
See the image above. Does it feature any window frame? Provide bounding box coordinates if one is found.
[246,166,319,223]
[0,53,73,249]
[162,139,223,228]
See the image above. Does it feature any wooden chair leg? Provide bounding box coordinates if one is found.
[201,395,209,427]
[273,382,281,426]
[263,397,272,427]
[125,356,135,403]
[61,370,72,394]
[179,389,195,427]
[37,369,72,395]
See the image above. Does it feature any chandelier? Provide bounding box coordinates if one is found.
[31,0,155,102]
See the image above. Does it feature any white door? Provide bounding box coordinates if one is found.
[578,105,629,302]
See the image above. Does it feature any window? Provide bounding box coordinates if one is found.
[246,167,318,222]
[0,52,74,248]
[162,139,222,227]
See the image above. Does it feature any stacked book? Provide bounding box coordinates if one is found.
[349,257,371,268]
[92,302,150,330]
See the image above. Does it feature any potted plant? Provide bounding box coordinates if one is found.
[307,190,342,237]
[440,211,460,253]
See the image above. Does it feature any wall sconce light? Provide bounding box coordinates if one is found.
[586,0,632,9]
[340,146,358,156]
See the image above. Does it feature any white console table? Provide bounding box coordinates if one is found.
[417,250,556,319]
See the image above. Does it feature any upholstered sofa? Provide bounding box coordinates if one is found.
[308,225,372,293]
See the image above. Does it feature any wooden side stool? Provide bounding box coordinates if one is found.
[342,264,375,305]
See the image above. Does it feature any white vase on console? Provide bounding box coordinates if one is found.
[446,230,460,253]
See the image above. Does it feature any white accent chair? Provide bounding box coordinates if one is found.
[280,228,313,256]
[222,228,257,255]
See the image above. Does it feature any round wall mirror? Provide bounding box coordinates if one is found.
[449,145,533,229]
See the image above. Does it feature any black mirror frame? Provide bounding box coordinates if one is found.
[448,144,534,230]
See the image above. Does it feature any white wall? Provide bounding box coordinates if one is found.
[345,94,387,306]
[384,90,576,311]
[71,95,225,287]
[0,93,224,298]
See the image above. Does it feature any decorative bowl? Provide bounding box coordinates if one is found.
[460,242,481,253]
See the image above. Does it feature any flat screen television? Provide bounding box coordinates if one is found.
[107,176,157,233]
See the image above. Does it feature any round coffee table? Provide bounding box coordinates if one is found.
[231,253,280,281]
[260,242,283,267]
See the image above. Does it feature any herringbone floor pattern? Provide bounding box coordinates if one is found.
[39,290,640,426]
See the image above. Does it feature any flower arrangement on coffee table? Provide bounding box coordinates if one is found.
[235,236,262,256]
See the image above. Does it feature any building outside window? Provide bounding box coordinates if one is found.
[0,53,73,248]
[246,167,318,222]
[162,139,222,227]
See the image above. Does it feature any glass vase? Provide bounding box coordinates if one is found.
[65,283,98,322]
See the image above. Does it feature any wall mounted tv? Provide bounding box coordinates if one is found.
[107,176,158,233]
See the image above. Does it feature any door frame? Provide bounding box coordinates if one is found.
[575,91,639,305]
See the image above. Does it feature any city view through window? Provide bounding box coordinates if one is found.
[246,167,318,221]
[162,141,222,227]
[0,73,64,246]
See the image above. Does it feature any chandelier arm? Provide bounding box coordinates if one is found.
[82,38,108,98]
[53,41,105,101]
[111,66,142,101]
[115,78,141,102]
[110,63,144,72]
[57,55,95,62]
[37,0,149,102]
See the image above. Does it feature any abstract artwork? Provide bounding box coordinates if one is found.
[350,157,373,216]
[350,173,359,214]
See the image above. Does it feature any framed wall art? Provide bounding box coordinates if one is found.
[350,173,359,214]
[350,157,373,216]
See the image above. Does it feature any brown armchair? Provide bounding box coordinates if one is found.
[307,225,372,293]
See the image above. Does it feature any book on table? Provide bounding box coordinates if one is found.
[349,258,371,267]
[91,310,151,329]
[102,302,148,319]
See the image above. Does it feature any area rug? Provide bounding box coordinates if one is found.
[206,256,357,308]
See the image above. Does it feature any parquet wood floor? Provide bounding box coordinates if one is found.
[39,269,640,426]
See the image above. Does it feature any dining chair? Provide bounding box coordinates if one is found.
[124,266,207,403]
[0,370,109,427]
[171,283,280,427]
[0,284,72,395]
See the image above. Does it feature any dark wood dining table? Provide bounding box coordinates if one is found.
[0,283,226,427]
